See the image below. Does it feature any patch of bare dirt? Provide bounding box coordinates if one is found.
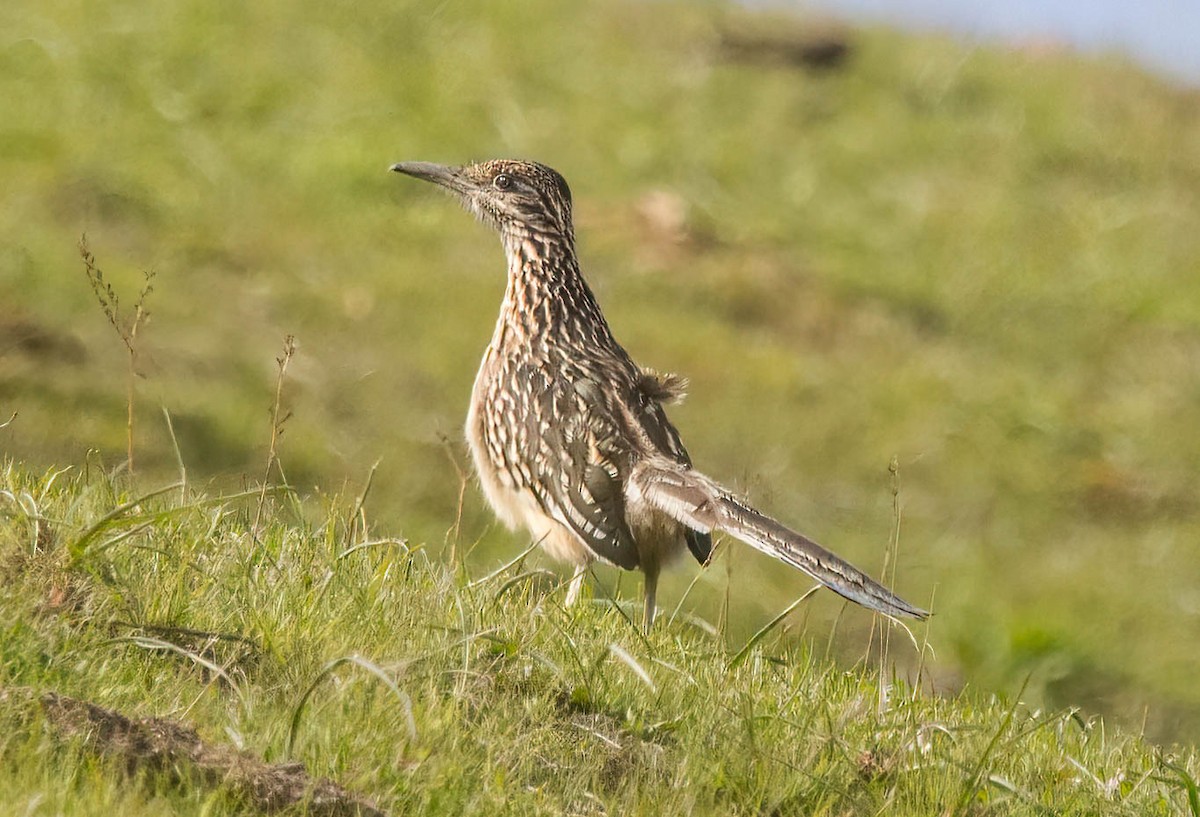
[2,687,387,816]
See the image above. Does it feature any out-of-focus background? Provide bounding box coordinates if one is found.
[2,0,1198,743]
[798,0,1200,85]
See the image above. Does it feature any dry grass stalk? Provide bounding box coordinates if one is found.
[78,235,154,474]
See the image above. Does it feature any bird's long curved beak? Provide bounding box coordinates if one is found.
[390,161,465,192]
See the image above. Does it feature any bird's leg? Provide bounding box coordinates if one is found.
[565,564,588,607]
[643,565,660,630]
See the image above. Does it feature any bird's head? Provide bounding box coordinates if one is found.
[391,159,574,243]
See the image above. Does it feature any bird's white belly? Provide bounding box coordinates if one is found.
[466,379,595,567]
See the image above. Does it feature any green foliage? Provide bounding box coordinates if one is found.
[1,461,1197,815]
[2,0,1200,752]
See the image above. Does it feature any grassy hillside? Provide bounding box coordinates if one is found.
[2,462,1197,815]
[3,0,1200,750]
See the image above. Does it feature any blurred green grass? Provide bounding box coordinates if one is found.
[2,0,1199,743]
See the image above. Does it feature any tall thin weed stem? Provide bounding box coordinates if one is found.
[79,235,154,475]
[252,335,296,537]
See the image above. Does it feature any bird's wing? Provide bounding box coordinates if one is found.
[619,369,714,565]
[510,362,642,570]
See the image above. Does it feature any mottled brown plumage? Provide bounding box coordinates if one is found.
[390,159,927,628]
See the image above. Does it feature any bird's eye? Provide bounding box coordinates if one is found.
[493,174,512,190]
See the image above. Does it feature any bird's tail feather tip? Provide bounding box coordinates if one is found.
[886,599,931,621]
[841,585,929,621]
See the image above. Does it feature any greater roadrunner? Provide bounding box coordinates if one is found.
[390,159,927,628]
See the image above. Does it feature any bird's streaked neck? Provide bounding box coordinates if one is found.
[491,223,610,351]
[500,224,578,288]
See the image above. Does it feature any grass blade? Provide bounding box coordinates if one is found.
[70,484,287,562]
[609,643,656,694]
[953,675,1031,817]
[69,481,183,558]
[106,636,242,699]
[1157,755,1200,817]
[728,586,820,669]
[287,654,417,754]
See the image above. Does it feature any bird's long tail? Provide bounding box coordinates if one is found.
[632,461,928,620]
